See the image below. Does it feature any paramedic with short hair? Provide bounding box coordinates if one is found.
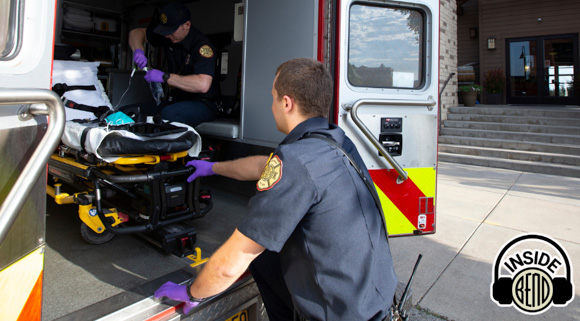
[127,1,219,127]
[154,58,398,320]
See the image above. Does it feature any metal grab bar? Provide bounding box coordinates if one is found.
[0,89,65,244]
[342,99,436,184]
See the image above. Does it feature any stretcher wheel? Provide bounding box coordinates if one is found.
[80,222,115,244]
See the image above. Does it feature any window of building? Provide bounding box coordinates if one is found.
[348,4,425,89]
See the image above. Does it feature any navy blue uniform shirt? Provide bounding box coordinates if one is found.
[238,117,398,321]
[146,25,219,102]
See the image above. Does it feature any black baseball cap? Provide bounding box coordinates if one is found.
[154,2,191,36]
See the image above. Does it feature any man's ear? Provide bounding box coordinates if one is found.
[283,95,295,114]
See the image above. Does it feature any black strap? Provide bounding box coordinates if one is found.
[63,98,110,118]
[301,133,389,238]
[79,126,91,154]
[52,83,96,96]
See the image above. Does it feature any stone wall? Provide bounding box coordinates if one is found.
[439,0,458,122]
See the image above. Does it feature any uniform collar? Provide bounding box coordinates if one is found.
[176,25,199,50]
[280,117,344,146]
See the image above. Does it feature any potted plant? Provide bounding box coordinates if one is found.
[459,84,481,106]
[483,68,506,104]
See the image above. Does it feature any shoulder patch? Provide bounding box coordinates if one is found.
[257,155,282,191]
[199,45,214,58]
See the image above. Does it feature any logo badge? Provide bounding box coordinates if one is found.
[160,13,168,24]
[89,208,97,217]
[257,155,282,191]
[199,45,214,58]
[491,233,574,315]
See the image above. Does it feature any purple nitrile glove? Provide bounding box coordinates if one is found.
[133,49,147,69]
[154,281,199,314]
[144,69,166,83]
[186,160,216,183]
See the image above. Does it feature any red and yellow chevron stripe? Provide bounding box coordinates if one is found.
[0,248,44,321]
[369,167,436,236]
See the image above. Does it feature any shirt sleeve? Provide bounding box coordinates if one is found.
[237,147,317,252]
[191,42,217,77]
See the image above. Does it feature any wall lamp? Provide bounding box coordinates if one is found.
[487,37,496,50]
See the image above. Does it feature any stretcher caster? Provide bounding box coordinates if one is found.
[80,222,115,245]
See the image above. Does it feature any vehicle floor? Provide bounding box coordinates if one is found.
[42,178,250,321]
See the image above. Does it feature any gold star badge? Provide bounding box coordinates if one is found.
[257,155,282,191]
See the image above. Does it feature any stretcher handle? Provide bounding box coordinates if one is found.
[0,89,65,244]
[342,99,435,183]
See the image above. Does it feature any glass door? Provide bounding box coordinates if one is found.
[507,34,578,105]
[508,39,538,101]
[544,38,575,100]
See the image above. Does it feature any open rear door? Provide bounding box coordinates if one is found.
[335,0,439,236]
[0,1,63,320]
[241,0,319,146]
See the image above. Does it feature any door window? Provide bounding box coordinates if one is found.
[348,4,425,89]
[508,40,538,97]
[0,0,20,59]
[544,38,574,97]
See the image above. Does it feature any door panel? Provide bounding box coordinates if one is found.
[0,1,58,320]
[337,0,439,236]
[242,0,318,146]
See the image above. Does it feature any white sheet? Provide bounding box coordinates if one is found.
[52,60,112,120]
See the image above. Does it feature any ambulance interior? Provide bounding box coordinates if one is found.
[55,0,246,141]
[45,0,281,319]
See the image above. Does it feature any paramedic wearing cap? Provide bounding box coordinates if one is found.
[154,58,398,320]
[128,2,219,127]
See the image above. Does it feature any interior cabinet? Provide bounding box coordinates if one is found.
[57,1,126,72]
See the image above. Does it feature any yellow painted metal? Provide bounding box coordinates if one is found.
[111,150,188,165]
[375,167,437,236]
[0,247,44,321]
[46,185,76,205]
[78,205,123,233]
[406,167,436,201]
[375,183,417,235]
[79,205,106,233]
[50,154,90,169]
[187,247,209,268]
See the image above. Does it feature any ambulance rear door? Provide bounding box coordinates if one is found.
[0,0,64,320]
[335,0,439,236]
[241,0,319,147]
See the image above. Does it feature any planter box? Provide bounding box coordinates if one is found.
[486,93,501,104]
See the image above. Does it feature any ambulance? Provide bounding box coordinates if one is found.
[0,0,439,319]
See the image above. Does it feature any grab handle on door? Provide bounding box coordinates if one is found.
[343,99,435,184]
[0,89,65,244]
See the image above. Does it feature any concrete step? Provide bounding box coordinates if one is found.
[446,114,580,127]
[438,152,580,178]
[438,144,580,166]
[439,128,580,145]
[448,106,580,118]
[443,120,580,135]
[438,136,580,156]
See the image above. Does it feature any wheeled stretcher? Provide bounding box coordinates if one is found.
[47,60,213,257]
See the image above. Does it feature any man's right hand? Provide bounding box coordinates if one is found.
[133,49,147,69]
[186,160,216,183]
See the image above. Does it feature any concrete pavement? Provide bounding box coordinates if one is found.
[390,162,580,321]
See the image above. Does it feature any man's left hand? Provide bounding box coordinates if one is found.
[145,69,166,83]
[154,281,199,314]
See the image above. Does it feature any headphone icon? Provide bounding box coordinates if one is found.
[492,234,573,306]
